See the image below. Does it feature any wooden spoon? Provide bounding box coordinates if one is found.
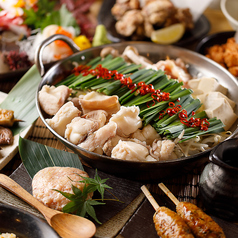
[0,174,96,238]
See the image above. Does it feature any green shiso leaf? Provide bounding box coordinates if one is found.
[19,137,84,179]
[0,65,41,135]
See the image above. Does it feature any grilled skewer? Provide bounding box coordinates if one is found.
[141,185,194,238]
[158,183,226,238]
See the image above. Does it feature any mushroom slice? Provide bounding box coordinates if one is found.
[79,91,120,115]
[78,121,117,152]
[0,126,13,145]
[39,85,72,115]
[46,101,80,137]
[109,106,142,137]
[65,117,99,145]
[111,140,149,161]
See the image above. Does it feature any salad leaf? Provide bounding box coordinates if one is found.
[24,1,80,34]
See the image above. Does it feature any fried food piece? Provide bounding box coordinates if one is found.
[205,37,238,77]
[0,109,15,127]
[0,126,13,145]
[176,202,226,238]
[153,206,194,238]
[115,9,144,37]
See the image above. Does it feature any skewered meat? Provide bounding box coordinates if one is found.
[46,101,80,137]
[176,202,226,238]
[0,126,13,145]
[39,85,72,115]
[0,108,16,127]
[153,206,194,238]
[109,106,142,137]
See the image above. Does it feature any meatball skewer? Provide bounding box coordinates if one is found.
[158,183,226,238]
[141,185,194,238]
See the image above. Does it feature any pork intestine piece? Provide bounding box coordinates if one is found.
[46,101,80,137]
[65,117,99,145]
[39,85,72,115]
[82,110,108,128]
[150,139,175,161]
[79,91,120,115]
[109,106,142,137]
[103,135,129,156]
[111,140,150,161]
[130,124,160,146]
[78,121,117,152]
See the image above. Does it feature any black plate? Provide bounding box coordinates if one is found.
[0,204,59,238]
[98,0,210,47]
[196,31,236,55]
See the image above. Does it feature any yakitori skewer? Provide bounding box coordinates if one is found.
[158,183,226,238]
[141,185,194,238]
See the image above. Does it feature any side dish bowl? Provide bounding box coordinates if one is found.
[196,31,235,55]
[35,35,238,181]
[0,204,59,238]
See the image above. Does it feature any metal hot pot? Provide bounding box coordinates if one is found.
[35,34,238,181]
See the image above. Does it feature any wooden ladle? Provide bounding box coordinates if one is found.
[0,174,96,238]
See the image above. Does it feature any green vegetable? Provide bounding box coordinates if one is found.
[24,1,80,34]
[55,170,122,224]
[92,25,112,47]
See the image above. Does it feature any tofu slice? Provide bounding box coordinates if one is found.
[205,98,237,131]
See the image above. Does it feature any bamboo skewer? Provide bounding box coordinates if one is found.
[141,185,159,211]
[158,182,179,206]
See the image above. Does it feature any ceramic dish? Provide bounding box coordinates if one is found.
[0,92,33,170]
[0,204,59,238]
[97,0,210,46]
[35,35,238,181]
[196,31,235,55]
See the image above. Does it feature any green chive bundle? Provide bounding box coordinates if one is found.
[57,55,225,142]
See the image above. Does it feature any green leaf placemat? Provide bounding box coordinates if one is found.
[19,137,84,178]
[0,65,41,135]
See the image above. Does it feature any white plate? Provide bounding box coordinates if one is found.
[0,92,33,170]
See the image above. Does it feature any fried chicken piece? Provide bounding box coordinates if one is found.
[115,9,144,37]
[206,45,225,64]
[111,0,140,20]
[141,0,175,26]
[229,66,238,77]
[164,8,194,30]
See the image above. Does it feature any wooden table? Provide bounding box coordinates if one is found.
[0,5,237,238]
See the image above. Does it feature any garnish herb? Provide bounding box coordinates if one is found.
[54,170,122,224]
[24,1,80,34]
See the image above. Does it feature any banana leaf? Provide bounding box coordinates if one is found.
[0,65,41,135]
[19,137,84,178]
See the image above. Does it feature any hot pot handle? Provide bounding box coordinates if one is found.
[35,34,80,76]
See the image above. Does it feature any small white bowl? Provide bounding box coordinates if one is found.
[220,0,238,30]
